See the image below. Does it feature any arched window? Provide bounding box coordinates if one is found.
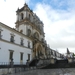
[34,32,39,39]
[20,30,23,33]
[21,13,24,20]
[29,14,30,19]
[27,29,31,36]
[41,38,44,42]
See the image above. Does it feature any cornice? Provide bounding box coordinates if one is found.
[16,3,33,15]
[0,38,33,50]
[0,22,33,41]
[15,18,44,36]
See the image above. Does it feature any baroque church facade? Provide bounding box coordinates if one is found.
[0,3,64,65]
[0,3,47,65]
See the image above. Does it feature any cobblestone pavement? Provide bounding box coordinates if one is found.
[7,68,75,75]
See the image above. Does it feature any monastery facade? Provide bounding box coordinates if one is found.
[0,3,63,65]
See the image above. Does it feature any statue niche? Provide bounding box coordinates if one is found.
[33,32,39,39]
[37,46,43,58]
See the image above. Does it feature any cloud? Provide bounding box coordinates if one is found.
[34,2,75,53]
[0,0,30,28]
[0,0,75,53]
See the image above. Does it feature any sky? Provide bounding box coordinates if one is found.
[0,0,75,54]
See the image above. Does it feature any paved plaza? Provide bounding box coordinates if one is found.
[7,68,75,75]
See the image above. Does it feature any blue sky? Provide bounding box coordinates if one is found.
[1,0,75,54]
[29,0,75,10]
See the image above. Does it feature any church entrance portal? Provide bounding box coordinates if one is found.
[33,43,45,59]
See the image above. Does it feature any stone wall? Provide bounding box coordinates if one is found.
[2,68,75,75]
[68,58,75,63]
[0,67,36,75]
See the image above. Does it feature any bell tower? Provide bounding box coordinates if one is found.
[15,3,32,35]
[15,3,47,59]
